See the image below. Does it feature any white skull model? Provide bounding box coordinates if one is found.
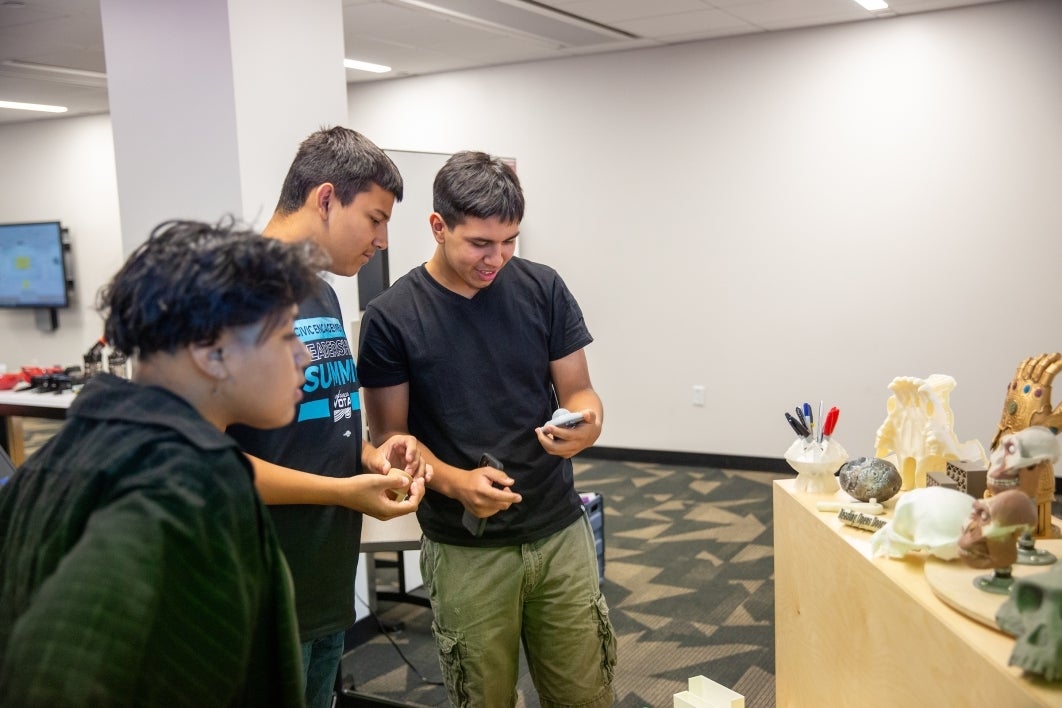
[874,374,987,490]
[987,426,1060,495]
[996,562,1062,681]
[870,487,974,561]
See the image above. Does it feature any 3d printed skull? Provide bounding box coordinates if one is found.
[987,426,1060,496]
[957,489,1037,570]
[874,374,987,490]
[870,486,974,561]
[996,563,1062,682]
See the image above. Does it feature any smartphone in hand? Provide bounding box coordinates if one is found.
[543,408,583,429]
[462,453,504,537]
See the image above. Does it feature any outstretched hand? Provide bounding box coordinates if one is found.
[340,467,429,521]
[991,353,1062,450]
[364,434,429,481]
[360,434,433,509]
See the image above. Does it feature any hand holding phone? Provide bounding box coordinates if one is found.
[462,453,504,537]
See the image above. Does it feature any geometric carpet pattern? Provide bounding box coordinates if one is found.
[342,459,789,707]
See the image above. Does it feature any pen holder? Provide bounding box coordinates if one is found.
[784,438,848,494]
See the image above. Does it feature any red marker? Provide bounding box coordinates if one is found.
[822,407,840,440]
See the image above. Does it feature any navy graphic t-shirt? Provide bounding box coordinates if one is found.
[229,278,363,641]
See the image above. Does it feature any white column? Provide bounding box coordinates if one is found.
[99,0,348,254]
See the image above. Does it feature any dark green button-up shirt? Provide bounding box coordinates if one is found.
[0,374,304,707]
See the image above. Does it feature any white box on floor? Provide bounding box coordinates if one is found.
[673,675,744,708]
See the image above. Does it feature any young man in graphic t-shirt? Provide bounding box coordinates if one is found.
[228,127,430,708]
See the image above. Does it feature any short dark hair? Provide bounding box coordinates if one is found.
[99,218,328,358]
[433,151,524,228]
[274,126,404,214]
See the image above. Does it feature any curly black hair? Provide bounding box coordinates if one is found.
[98,218,329,358]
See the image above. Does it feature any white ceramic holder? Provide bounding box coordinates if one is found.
[784,437,848,494]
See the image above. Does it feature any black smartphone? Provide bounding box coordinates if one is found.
[462,453,504,537]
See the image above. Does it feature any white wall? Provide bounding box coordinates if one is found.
[2,0,1060,466]
[346,0,1062,463]
[0,114,123,367]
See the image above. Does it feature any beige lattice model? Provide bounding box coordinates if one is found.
[874,374,987,490]
[989,353,1062,538]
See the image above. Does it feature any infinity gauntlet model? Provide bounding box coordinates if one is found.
[990,353,1062,538]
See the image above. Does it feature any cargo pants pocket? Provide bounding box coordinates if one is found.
[432,623,471,708]
[593,593,618,686]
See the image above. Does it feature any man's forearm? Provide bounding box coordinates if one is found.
[248,453,349,506]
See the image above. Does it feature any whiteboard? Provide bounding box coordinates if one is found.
[381,150,450,292]
[374,149,521,304]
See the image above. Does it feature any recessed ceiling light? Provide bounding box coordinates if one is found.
[853,0,889,10]
[0,100,68,113]
[1,60,107,79]
[344,58,391,74]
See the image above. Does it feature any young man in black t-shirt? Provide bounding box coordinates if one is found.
[358,152,616,707]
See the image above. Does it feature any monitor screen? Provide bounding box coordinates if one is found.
[0,221,69,308]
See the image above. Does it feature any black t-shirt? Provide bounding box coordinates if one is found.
[229,279,363,641]
[358,258,591,547]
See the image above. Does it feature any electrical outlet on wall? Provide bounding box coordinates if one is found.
[691,385,705,406]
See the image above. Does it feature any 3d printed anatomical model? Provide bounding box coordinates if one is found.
[985,426,1060,565]
[875,375,987,490]
[996,562,1062,682]
[957,489,1037,582]
[870,486,974,561]
[990,353,1062,539]
[987,427,1060,498]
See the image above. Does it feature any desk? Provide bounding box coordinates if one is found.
[773,478,1062,707]
[0,389,75,465]
[359,510,427,610]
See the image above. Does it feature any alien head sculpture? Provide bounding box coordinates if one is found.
[987,426,1060,497]
[957,489,1037,570]
[996,562,1062,681]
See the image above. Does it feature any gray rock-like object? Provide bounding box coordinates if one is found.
[838,456,902,503]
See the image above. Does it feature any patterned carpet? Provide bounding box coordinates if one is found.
[342,459,789,707]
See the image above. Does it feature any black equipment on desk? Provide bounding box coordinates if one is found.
[28,372,78,393]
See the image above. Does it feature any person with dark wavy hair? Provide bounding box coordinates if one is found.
[0,218,326,706]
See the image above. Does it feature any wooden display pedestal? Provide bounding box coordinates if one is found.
[773,479,1062,707]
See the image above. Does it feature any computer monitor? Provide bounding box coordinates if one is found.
[0,220,70,309]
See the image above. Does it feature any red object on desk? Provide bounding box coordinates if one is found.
[0,366,64,391]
